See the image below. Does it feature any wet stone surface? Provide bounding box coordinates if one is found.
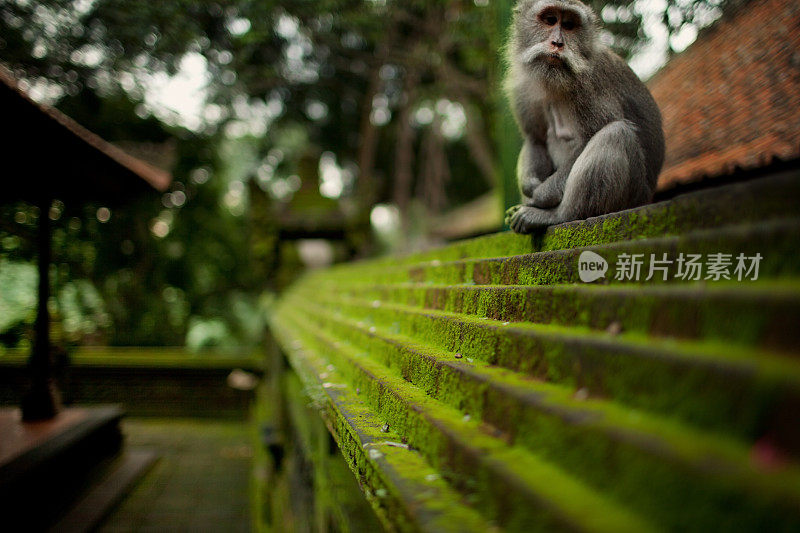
[99,418,252,532]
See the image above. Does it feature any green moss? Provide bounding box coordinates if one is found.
[273,300,800,531]
[284,290,800,436]
[313,281,800,352]
[270,314,494,532]
[0,346,262,369]
[274,303,800,531]
[267,174,800,531]
[308,217,800,289]
[273,310,654,532]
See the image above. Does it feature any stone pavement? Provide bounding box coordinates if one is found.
[99,419,252,532]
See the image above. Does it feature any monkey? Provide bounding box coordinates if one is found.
[503,0,665,234]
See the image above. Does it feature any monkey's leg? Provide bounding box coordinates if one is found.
[508,121,646,234]
[558,120,648,219]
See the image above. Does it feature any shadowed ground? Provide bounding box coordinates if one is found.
[99,419,252,532]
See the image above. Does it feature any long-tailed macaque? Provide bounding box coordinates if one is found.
[504,0,665,233]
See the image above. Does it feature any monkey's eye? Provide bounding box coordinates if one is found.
[562,20,576,30]
[542,14,558,25]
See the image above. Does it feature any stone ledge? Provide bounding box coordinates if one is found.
[272,312,652,532]
[268,173,800,530]
[0,406,124,530]
[318,281,800,351]
[349,171,800,269]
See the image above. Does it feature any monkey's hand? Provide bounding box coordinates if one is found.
[528,171,566,209]
[505,204,552,234]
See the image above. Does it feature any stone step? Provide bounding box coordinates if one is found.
[268,174,800,530]
[324,218,800,287]
[278,300,800,532]
[306,281,800,353]
[271,311,656,532]
[53,449,159,533]
[283,292,800,446]
[275,342,494,533]
[0,406,124,531]
[339,172,800,272]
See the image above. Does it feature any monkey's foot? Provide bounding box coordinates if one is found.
[506,204,556,234]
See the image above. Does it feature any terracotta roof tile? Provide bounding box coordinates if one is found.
[648,0,800,189]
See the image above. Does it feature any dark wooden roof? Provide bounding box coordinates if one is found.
[0,68,170,205]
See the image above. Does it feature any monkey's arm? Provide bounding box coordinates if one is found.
[527,146,581,209]
[517,139,554,199]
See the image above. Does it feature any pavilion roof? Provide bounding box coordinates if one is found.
[1,68,170,205]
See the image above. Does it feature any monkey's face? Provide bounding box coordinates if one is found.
[512,0,597,81]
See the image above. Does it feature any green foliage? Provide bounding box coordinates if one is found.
[0,0,708,346]
[0,260,36,342]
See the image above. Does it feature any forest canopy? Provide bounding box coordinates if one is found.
[0,0,727,349]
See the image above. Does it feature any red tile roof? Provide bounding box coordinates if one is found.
[648,0,800,190]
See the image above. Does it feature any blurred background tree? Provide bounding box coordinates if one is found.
[0,0,726,349]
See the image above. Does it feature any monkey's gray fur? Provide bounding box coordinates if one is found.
[504,0,665,233]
